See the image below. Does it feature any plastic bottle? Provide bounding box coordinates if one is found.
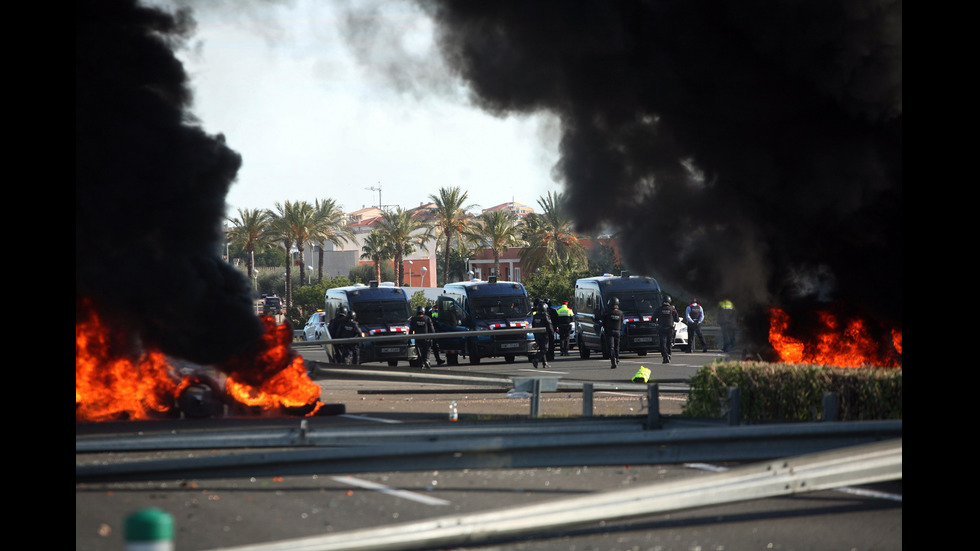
[125,508,174,551]
[449,400,458,421]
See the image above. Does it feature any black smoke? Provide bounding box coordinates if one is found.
[416,0,902,353]
[76,0,263,364]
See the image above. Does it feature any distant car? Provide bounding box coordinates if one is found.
[303,311,330,342]
[673,320,689,351]
[262,295,284,316]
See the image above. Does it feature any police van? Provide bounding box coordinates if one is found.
[433,277,537,365]
[574,272,663,359]
[323,281,417,366]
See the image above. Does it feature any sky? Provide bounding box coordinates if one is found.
[165,0,563,217]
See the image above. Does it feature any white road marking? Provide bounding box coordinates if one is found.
[331,476,451,506]
[340,414,403,424]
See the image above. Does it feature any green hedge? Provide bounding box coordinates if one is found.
[683,361,902,422]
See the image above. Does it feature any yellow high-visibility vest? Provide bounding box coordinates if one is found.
[632,366,651,383]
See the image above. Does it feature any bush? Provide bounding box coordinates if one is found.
[683,361,902,422]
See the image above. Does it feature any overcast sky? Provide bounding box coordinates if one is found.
[165,0,563,217]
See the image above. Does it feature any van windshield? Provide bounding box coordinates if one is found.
[350,300,412,325]
[471,296,531,318]
[607,292,661,313]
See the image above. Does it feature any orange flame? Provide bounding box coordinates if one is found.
[76,298,321,421]
[76,299,179,421]
[768,307,901,368]
[221,316,322,416]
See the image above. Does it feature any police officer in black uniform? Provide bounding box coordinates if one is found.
[531,300,554,369]
[336,310,361,365]
[409,306,435,369]
[654,296,679,363]
[602,297,625,369]
[544,298,559,362]
[327,306,348,363]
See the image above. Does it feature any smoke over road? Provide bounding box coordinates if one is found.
[413,0,902,350]
[76,0,901,362]
[76,0,262,365]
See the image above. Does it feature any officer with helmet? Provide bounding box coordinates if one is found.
[327,306,348,363]
[336,310,361,365]
[654,296,679,363]
[602,297,625,369]
[409,306,435,369]
[531,300,554,369]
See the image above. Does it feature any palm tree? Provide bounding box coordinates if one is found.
[311,198,355,284]
[519,191,587,273]
[267,201,299,307]
[466,209,524,280]
[360,230,392,283]
[226,208,274,289]
[285,201,318,289]
[428,187,478,286]
[375,207,433,286]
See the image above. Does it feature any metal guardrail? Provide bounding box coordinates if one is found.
[203,437,901,551]
[75,418,901,483]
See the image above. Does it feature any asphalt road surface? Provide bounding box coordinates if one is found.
[76,345,902,551]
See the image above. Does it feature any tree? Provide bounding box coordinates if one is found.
[428,187,478,286]
[519,191,587,273]
[267,200,314,307]
[311,198,355,284]
[466,209,524,279]
[360,230,392,283]
[375,207,433,286]
[226,208,274,289]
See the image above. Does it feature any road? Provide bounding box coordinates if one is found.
[75,345,902,551]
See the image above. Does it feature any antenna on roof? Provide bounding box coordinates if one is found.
[365,183,381,210]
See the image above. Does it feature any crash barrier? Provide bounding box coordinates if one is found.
[195,438,902,551]
[76,418,901,483]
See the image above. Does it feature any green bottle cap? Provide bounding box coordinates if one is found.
[125,508,174,542]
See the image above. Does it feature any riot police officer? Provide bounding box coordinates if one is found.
[654,297,679,363]
[336,310,361,365]
[602,297,625,369]
[327,306,348,363]
[545,298,559,362]
[409,306,435,368]
[531,300,554,369]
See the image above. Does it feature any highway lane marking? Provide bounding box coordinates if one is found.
[516,368,569,374]
[340,414,403,424]
[684,463,902,502]
[331,476,451,506]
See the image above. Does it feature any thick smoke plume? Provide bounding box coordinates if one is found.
[417,0,902,352]
[76,0,262,364]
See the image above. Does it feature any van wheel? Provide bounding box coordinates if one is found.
[469,353,481,365]
[579,338,590,359]
[388,360,398,367]
[504,354,515,363]
[447,353,459,366]
[638,350,647,356]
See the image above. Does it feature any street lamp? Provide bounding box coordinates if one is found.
[406,260,413,287]
[307,265,313,285]
[420,266,427,287]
